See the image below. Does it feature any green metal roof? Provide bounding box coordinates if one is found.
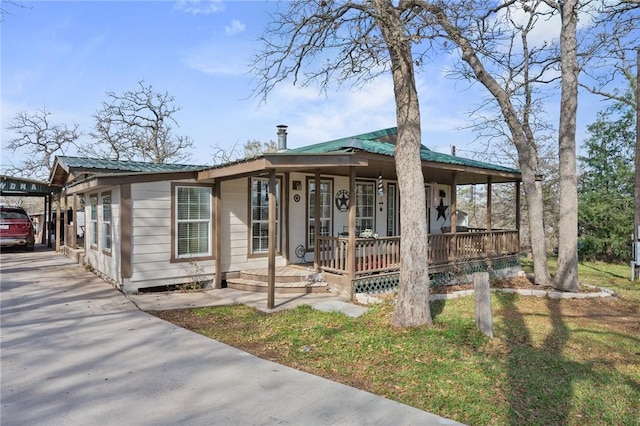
[288,127,399,154]
[288,127,520,175]
[57,156,207,173]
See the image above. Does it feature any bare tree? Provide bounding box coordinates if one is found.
[82,81,194,163]
[1,0,29,21]
[579,4,639,266]
[534,0,580,291]
[433,0,621,290]
[636,49,639,261]
[254,0,434,326]
[210,139,278,165]
[244,139,278,158]
[447,0,635,290]
[426,1,555,286]
[254,0,619,320]
[536,0,637,290]
[4,107,80,180]
[210,141,243,165]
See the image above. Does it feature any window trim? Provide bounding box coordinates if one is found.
[170,182,214,263]
[355,180,376,235]
[89,194,98,251]
[247,176,282,257]
[305,177,333,251]
[101,191,112,256]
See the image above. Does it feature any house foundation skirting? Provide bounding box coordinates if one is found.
[353,255,522,294]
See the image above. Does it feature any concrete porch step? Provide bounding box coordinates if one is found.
[226,278,330,294]
[239,265,318,283]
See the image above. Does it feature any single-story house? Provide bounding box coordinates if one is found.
[50,126,524,301]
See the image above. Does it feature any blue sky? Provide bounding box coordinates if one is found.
[1,0,611,169]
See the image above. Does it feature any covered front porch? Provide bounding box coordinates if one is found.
[195,127,526,307]
[317,229,520,278]
[228,229,521,297]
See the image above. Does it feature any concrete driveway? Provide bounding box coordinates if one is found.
[1,246,462,425]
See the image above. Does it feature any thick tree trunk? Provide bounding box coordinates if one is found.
[374,1,432,327]
[554,0,580,292]
[432,7,551,286]
[634,48,640,261]
[393,101,432,327]
[518,148,551,285]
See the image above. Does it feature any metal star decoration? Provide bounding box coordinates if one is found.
[335,190,350,212]
[436,198,448,220]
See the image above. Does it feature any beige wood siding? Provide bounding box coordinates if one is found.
[84,186,121,285]
[219,178,286,272]
[127,180,215,290]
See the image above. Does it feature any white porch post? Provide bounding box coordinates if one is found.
[267,169,276,310]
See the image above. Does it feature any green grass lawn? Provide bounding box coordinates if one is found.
[152,259,640,426]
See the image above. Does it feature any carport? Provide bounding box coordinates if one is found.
[0,175,59,248]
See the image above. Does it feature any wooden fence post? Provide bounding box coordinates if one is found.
[474,272,493,338]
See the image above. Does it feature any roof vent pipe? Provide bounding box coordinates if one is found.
[277,125,288,151]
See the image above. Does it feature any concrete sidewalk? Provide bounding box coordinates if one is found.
[127,285,370,318]
[1,247,462,425]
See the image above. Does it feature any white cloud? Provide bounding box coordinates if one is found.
[183,43,250,76]
[251,76,397,147]
[497,1,596,51]
[503,2,559,48]
[174,0,224,15]
[237,56,501,155]
[225,19,246,36]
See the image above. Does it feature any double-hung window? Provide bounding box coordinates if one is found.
[355,182,375,233]
[89,194,98,249]
[307,178,332,249]
[250,177,280,254]
[175,185,212,258]
[102,192,112,253]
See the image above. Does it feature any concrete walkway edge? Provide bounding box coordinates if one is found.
[1,247,463,425]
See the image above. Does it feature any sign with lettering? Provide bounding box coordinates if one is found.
[0,176,51,195]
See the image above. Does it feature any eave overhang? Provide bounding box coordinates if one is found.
[64,170,199,194]
[197,153,368,181]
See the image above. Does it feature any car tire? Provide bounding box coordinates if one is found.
[25,244,35,252]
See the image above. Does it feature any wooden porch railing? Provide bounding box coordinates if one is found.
[316,236,401,276]
[316,230,519,276]
[316,236,349,274]
[429,230,519,264]
[355,237,401,274]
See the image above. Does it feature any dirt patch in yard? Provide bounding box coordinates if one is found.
[546,296,640,336]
